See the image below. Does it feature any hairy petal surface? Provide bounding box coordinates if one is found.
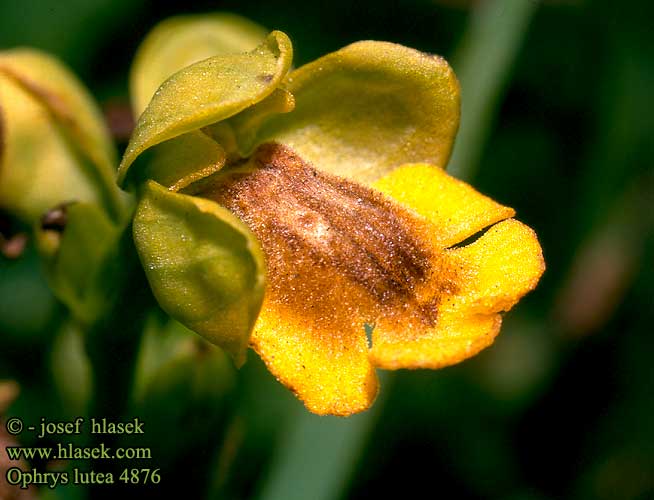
[371,218,545,369]
[201,144,460,414]
[373,163,515,247]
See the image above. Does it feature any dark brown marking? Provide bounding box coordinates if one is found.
[257,73,274,84]
[40,202,72,232]
[202,143,456,329]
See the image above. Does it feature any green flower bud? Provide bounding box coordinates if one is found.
[0,49,125,225]
[0,50,136,324]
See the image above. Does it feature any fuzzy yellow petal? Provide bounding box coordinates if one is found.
[251,298,378,416]
[445,218,545,315]
[373,163,515,247]
[370,309,501,370]
[370,218,544,370]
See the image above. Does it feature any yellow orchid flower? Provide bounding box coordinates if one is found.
[118,26,544,416]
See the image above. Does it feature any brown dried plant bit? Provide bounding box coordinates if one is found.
[0,211,28,259]
[36,202,74,255]
[0,380,19,413]
[40,202,72,232]
[0,233,28,259]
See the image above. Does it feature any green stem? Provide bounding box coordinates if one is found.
[86,224,150,419]
[84,225,152,499]
[257,373,391,500]
[448,0,539,182]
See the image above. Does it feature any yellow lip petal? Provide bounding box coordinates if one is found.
[200,143,459,414]
[370,218,543,370]
[370,309,502,370]
[252,297,379,416]
[373,163,515,247]
[445,218,545,315]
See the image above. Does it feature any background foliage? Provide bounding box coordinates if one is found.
[1,0,652,499]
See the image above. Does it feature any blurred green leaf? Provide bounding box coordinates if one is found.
[448,0,538,181]
[36,202,125,325]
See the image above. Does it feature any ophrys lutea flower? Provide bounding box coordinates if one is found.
[119,29,545,416]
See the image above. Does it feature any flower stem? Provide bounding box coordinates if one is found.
[86,224,150,420]
[84,225,152,499]
[257,373,391,500]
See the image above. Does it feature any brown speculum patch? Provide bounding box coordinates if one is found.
[201,143,456,331]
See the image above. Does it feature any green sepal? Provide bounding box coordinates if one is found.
[253,41,461,184]
[130,13,268,116]
[201,87,296,159]
[134,130,227,192]
[228,87,295,155]
[118,31,293,188]
[133,180,266,365]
